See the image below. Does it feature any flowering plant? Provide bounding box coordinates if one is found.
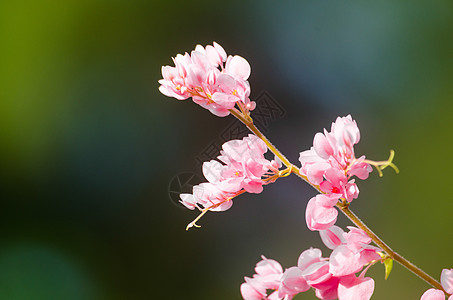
[159,42,452,300]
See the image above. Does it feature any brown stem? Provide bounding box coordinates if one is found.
[229,109,321,192]
[229,109,292,167]
[338,204,444,292]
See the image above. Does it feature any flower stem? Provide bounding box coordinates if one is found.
[229,108,446,293]
[229,108,292,168]
[229,109,321,192]
[338,203,445,292]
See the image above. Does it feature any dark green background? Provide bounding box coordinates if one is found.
[1,0,452,299]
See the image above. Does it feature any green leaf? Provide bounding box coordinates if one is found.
[384,258,393,280]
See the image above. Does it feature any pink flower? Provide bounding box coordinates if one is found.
[214,134,275,194]
[420,289,446,300]
[442,269,453,294]
[298,148,330,185]
[337,275,375,300]
[329,245,366,277]
[305,194,341,231]
[278,267,310,298]
[301,261,333,290]
[192,182,235,211]
[180,134,278,213]
[319,168,359,202]
[319,226,346,250]
[299,115,372,201]
[241,256,284,300]
[287,245,376,300]
[323,226,381,277]
[179,193,199,210]
[420,268,453,300]
[297,248,324,270]
[159,42,256,117]
[278,248,323,299]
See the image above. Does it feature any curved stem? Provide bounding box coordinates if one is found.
[229,108,446,293]
[229,109,321,192]
[229,108,292,167]
[338,204,444,292]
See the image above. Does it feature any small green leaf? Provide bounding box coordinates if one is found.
[384,258,393,280]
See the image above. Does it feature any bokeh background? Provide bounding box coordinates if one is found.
[1,0,452,299]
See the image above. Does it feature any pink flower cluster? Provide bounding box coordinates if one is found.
[158,42,255,117]
[180,134,280,212]
[300,115,372,231]
[420,269,453,300]
[240,256,284,300]
[241,226,381,300]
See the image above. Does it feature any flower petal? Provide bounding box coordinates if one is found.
[441,268,453,294]
[226,55,251,80]
[420,288,445,300]
[338,276,374,300]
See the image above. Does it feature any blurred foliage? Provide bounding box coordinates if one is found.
[0,0,452,299]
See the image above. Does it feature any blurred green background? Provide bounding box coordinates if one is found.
[1,0,452,299]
